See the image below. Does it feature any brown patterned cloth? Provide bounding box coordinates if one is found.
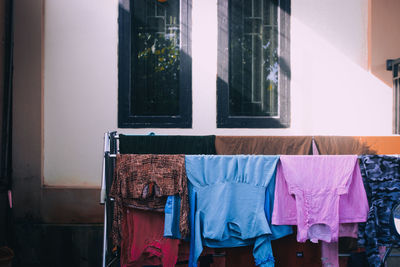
[110,154,189,246]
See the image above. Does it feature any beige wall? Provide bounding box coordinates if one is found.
[44,0,118,187]
[370,0,400,86]
[290,0,392,135]
[10,0,399,222]
[12,0,104,222]
[31,0,392,189]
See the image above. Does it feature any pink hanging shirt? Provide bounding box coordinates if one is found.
[271,155,368,243]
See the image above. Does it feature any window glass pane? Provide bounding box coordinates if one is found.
[131,0,180,116]
[229,0,278,117]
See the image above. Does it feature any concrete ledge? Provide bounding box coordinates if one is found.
[41,188,104,224]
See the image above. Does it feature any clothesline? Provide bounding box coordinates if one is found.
[102,133,400,267]
[110,134,400,155]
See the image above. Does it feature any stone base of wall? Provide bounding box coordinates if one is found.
[12,223,103,267]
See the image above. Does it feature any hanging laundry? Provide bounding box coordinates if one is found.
[312,142,361,267]
[164,174,293,241]
[272,155,369,244]
[109,154,189,246]
[313,136,375,155]
[265,174,294,240]
[121,207,217,267]
[358,155,400,267]
[120,207,180,267]
[320,223,359,267]
[215,136,312,155]
[164,195,182,239]
[215,135,316,267]
[185,155,291,267]
[119,134,216,154]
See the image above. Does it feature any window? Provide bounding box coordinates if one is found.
[217,0,290,128]
[119,0,290,129]
[387,58,400,134]
[118,0,192,128]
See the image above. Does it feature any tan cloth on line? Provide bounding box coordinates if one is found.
[313,136,377,155]
[215,136,313,155]
[314,136,400,155]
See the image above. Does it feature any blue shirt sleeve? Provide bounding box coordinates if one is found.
[164,195,182,239]
[265,171,293,240]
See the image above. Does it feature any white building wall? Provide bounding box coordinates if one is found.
[44,0,392,187]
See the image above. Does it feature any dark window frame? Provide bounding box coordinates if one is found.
[118,0,192,128]
[217,0,291,128]
[387,58,400,134]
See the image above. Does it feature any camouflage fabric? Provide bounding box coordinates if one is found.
[358,155,400,267]
[110,154,189,246]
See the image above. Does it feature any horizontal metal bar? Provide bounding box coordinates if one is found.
[338,253,400,258]
[213,253,226,257]
[109,154,117,158]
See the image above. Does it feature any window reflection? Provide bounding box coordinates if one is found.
[131,0,180,116]
[229,0,279,117]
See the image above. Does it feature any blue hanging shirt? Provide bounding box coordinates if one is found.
[164,195,182,239]
[183,155,291,267]
[264,173,293,241]
[164,170,292,242]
